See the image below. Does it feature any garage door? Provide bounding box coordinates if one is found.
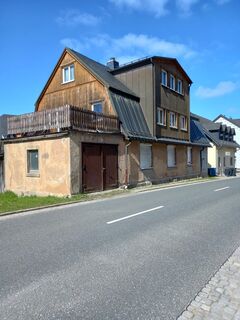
[82,144,118,192]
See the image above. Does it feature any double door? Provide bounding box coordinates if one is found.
[82,143,118,192]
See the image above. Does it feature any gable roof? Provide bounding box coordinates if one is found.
[191,113,239,148]
[35,48,138,109]
[214,114,240,128]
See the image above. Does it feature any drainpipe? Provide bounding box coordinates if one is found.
[125,141,131,188]
[200,146,204,176]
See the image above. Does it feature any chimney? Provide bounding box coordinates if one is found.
[107,57,119,70]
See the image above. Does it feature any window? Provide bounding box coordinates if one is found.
[157,108,166,126]
[161,70,167,86]
[180,115,187,131]
[170,74,175,90]
[223,157,226,167]
[140,144,152,169]
[170,112,178,128]
[167,145,176,167]
[177,79,183,94]
[187,147,192,165]
[62,64,74,83]
[92,102,103,113]
[27,150,39,173]
[230,157,233,166]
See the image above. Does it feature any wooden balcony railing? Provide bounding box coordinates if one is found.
[7,105,120,136]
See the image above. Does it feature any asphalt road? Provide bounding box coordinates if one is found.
[1,178,240,320]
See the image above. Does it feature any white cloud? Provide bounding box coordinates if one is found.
[196,81,238,98]
[60,33,196,63]
[109,0,169,17]
[176,0,199,16]
[56,10,100,27]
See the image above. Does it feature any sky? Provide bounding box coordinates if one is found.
[1,0,240,120]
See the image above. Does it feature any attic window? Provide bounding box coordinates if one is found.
[62,64,74,83]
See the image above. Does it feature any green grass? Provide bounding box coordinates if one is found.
[0,191,89,214]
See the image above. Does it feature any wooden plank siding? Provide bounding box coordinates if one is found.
[154,60,190,141]
[7,106,120,135]
[37,52,115,117]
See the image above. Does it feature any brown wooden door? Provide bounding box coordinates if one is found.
[82,144,118,192]
[103,145,118,190]
[82,144,102,192]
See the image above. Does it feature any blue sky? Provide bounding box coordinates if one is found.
[1,0,240,120]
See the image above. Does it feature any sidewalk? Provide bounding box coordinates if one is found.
[177,246,240,320]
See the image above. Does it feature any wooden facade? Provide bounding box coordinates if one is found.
[36,52,115,117]
[113,57,191,141]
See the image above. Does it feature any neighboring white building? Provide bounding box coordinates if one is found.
[214,115,240,170]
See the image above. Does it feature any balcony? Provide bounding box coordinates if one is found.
[7,105,120,136]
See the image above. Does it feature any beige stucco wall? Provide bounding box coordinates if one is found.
[69,132,125,193]
[207,143,236,175]
[128,141,202,186]
[207,143,217,168]
[4,135,71,196]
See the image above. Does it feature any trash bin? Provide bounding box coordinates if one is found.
[208,168,216,176]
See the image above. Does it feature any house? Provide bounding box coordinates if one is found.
[214,115,240,171]
[4,48,209,196]
[191,113,239,175]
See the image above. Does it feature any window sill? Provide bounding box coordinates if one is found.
[61,79,75,85]
[167,166,177,169]
[157,123,166,127]
[161,85,184,96]
[180,128,188,132]
[170,126,178,130]
[187,163,192,167]
[141,167,153,170]
[27,172,40,177]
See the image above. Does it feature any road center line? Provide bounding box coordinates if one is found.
[106,205,164,224]
[214,186,230,192]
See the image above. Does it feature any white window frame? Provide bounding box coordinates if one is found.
[180,115,187,131]
[187,146,192,165]
[161,70,167,86]
[167,145,176,168]
[177,79,183,94]
[157,108,166,126]
[170,74,175,90]
[169,112,178,128]
[140,144,152,169]
[92,102,103,113]
[62,64,75,84]
[27,149,39,175]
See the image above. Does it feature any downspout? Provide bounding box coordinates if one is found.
[125,141,131,188]
[200,146,204,176]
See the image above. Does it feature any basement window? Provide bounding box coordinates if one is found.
[62,64,74,83]
[27,150,39,174]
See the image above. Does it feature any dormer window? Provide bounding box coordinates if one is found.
[170,74,175,90]
[62,64,74,83]
[161,70,167,86]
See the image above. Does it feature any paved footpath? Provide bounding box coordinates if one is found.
[178,246,240,320]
